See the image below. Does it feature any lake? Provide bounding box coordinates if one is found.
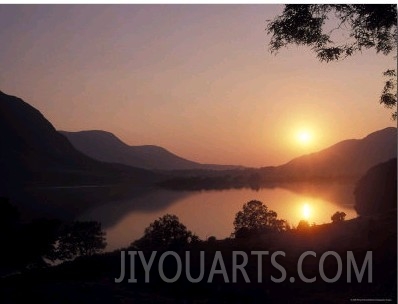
[78,182,357,251]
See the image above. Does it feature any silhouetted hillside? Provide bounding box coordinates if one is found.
[0,91,158,192]
[60,130,242,171]
[161,128,397,190]
[354,158,397,216]
[261,127,397,181]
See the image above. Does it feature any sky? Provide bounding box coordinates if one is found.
[0,4,396,167]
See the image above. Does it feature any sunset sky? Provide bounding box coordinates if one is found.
[0,5,395,167]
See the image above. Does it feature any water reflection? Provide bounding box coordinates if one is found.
[79,183,357,251]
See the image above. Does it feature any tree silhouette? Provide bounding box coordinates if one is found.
[233,200,287,237]
[0,198,107,268]
[331,211,346,223]
[53,221,107,260]
[132,214,198,250]
[267,4,397,119]
[207,236,217,243]
[0,199,63,268]
[381,69,397,119]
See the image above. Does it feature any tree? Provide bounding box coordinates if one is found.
[0,199,65,268]
[207,236,217,243]
[53,221,107,260]
[267,4,397,119]
[381,69,397,120]
[233,200,287,237]
[132,214,198,250]
[331,211,347,223]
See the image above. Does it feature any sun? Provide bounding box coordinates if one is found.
[297,130,312,145]
[302,203,311,219]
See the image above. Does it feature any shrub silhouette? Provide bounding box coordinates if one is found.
[132,214,198,250]
[52,221,107,261]
[331,211,346,223]
[233,200,288,238]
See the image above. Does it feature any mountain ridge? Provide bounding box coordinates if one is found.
[0,91,158,192]
[160,127,397,190]
[60,130,243,171]
[1,90,396,191]
[271,127,397,179]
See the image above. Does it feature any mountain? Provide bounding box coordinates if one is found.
[260,127,397,181]
[161,127,397,190]
[0,91,157,192]
[60,130,241,171]
[354,158,397,215]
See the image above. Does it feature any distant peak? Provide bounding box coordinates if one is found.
[79,130,116,136]
[62,130,117,137]
[60,129,131,148]
[363,127,397,139]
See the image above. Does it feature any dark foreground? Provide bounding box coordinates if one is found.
[0,211,396,304]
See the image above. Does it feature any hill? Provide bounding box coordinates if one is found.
[60,130,241,171]
[161,128,397,190]
[0,91,158,193]
[261,127,397,181]
[354,158,397,215]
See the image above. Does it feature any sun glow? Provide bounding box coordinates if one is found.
[297,130,312,145]
[302,203,311,219]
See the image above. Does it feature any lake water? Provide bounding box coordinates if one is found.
[78,182,357,251]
